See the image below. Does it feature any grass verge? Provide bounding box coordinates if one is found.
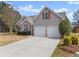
[0,33,28,46]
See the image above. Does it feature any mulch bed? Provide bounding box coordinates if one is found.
[59,45,79,53]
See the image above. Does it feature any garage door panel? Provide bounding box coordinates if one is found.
[34,26,60,38]
[47,26,60,38]
[34,26,45,37]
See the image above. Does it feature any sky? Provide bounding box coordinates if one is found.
[5,1,79,22]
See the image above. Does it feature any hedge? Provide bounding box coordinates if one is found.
[17,31,31,35]
[71,36,78,45]
[63,36,79,46]
[64,37,71,45]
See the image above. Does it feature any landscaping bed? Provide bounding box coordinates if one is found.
[51,39,74,57]
[52,34,79,57]
[0,33,28,46]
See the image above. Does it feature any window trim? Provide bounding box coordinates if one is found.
[43,11,50,20]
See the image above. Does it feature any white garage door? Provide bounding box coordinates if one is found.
[47,26,60,38]
[34,26,46,37]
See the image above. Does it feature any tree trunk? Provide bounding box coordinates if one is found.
[15,26,17,34]
[9,26,13,33]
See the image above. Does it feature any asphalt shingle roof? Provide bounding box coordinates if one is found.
[16,7,66,25]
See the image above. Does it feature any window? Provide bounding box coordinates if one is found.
[42,11,50,20]
[24,25,28,32]
[45,12,48,19]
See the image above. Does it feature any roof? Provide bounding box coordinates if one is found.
[16,16,25,25]
[56,12,66,19]
[16,6,66,25]
[26,16,35,25]
[72,22,79,28]
[33,6,64,21]
[16,15,35,25]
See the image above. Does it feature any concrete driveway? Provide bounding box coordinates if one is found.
[0,36,59,57]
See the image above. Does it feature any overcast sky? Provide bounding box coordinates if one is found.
[5,1,79,22]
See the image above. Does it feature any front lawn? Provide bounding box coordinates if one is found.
[51,33,79,57]
[0,33,28,46]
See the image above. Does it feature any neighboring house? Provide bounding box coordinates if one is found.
[0,19,9,32]
[72,22,79,33]
[16,7,66,38]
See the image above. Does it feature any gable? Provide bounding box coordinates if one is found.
[16,15,35,26]
[16,17,31,28]
[33,7,63,26]
[33,7,63,22]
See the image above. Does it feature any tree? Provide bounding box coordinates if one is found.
[59,18,71,38]
[0,1,21,33]
[0,1,6,9]
[0,1,6,13]
[73,9,79,22]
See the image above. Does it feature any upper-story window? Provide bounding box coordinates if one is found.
[43,11,50,20]
[45,12,48,19]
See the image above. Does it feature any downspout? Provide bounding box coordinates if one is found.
[45,25,47,37]
[31,25,33,35]
[45,20,47,37]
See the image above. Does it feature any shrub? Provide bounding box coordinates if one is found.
[59,19,71,38]
[64,37,71,45]
[17,31,31,35]
[71,36,78,45]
